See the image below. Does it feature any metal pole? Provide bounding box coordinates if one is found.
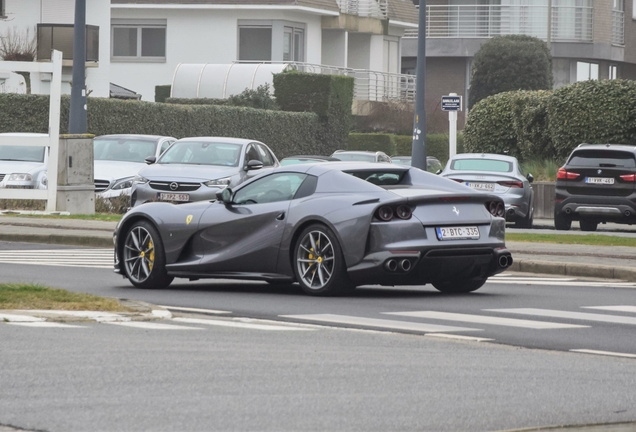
[547,0,552,50]
[411,0,427,171]
[69,0,87,134]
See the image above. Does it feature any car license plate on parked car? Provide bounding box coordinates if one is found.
[158,193,189,202]
[436,226,480,241]
[585,177,614,185]
[465,182,495,192]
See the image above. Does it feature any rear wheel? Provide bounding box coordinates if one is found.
[579,219,598,232]
[293,224,354,296]
[433,278,487,294]
[122,220,173,289]
[515,206,534,229]
[554,212,572,231]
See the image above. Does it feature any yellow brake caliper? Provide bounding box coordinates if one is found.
[147,239,155,271]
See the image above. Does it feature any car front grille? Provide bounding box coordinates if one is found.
[149,181,201,192]
[95,179,111,192]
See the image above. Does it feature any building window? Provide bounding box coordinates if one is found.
[111,19,166,62]
[283,27,304,62]
[609,65,618,80]
[0,0,5,18]
[576,61,598,81]
[239,26,272,61]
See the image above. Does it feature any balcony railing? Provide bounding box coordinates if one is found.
[404,4,593,43]
[612,9,625,46]
[37,24,99,63]
[337,0,388,20]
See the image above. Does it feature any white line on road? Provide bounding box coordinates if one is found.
[8,322,84,328]
[159,306,231,315]
[0,313,45,322]
[425,333,494,342]
[486,308,636,325]
[487,280,636,287]
[383,311,588,329]
[173,317,313,331]
[582,306,636,313]
[280,314,480,333]
[104,322,204,330]
[570,349,636,359]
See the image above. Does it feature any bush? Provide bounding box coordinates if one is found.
[226,84,278,110]
[469,35,552,108]
[348,133,395,154]
[547,79,636,159]
[512,90,553,161]
[165,97,228,106]
[464,92,520,158]
[353,101,415,135]
[155,85,171,103]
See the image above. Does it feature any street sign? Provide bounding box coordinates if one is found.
[441,95,462,111]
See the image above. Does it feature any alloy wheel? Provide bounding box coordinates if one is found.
[123,225,156,283]
[296,230,335,290]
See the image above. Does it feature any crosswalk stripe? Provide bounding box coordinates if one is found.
[383,311,588,329]
[280,314,480,333]
[8,322,84,328]
[487,280,636,287]
[173,317,313,331]
[570,349,636,359]
[103,322,204,330]
[160,306,231,315]
[491,276,577,282]
[485,308,636,325]
[425,333,494,342]
[582,306,636,313]
[0,249,112,269]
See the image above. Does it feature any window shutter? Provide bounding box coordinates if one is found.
[41,0,75,24]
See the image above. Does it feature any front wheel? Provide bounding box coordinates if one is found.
[432,278,487,294]
[293,224,354,296]
[122,220,174,289]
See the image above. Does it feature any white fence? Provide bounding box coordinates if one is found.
[0,51,62,211]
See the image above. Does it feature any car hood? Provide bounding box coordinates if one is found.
[138,164,239,181]
[94,160,146,182]
[0,160,46,175]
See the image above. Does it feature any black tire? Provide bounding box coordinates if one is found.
[579,219,598,232]
[122,220,174,289]
[554,212,572,231]
[293,224,354,296]
[432,278,487,294]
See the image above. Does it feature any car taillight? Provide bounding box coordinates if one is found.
[497,181,523,188]
[620,174,636,182]
[557,168,580,180]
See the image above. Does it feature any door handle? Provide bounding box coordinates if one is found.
[276,212,285,220]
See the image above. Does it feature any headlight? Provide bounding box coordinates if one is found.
[133,175,149,185]
[40,175,48,187]
[7,173,33,182]
[204,177,231,188]
[111,176,135,190]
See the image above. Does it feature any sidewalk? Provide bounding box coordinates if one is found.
[1,215,635,282]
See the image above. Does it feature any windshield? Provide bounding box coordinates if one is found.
[451,159,512,173]
[159,141,242,166]
[0,145,46,163]
[334,153,376,162]
[94,138,158,163]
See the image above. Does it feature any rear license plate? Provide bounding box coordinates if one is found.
[158,193,189,202]
[465,182,495,192]
[436,226,480,241]
[585,177,614,185]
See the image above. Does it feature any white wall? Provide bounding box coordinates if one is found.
[110,8,323,101]
[322,29,347,67]
[347,33,370,69]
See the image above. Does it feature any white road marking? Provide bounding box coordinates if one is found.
[383,311,588,329]
[0,313,45,322]
[582,306,636,313]
[8,322,84,328]
[487,280,636,287]
[173,317,313,331]
[486,308,636,325]
[491,276,577,282]
[570,349,636,359]
[425,333,494,342]
[151,309,172,319]
[0,249,112,269]
[160,306,231,315]
[13,310,129,322]
[104,322,203,330]
[280,314,480,333]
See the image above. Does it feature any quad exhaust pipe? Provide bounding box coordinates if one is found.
[498,255,513,268]
[385,259,398,272]
[399,259,411,272]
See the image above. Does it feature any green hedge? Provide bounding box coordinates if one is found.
[512,90,553,161]
[165,97,228,106]
[348,133,395,154]
[155,85,171,103]
[347,132,463,163]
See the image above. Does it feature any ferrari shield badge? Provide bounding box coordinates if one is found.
[186,215,193,225]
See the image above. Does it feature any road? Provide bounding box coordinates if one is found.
[1,241,636,431]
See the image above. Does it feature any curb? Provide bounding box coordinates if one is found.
[510,259,636,282]
[0,233,113,248]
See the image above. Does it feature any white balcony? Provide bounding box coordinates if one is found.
[404,4,593,43]
[336,0,388,20]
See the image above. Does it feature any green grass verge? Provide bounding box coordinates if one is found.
[0,283,132,311]
[507,232,636,247]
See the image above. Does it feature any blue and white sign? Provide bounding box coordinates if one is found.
[441,95,462,112]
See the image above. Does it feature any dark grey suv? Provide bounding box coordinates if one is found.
[554,144,636,231]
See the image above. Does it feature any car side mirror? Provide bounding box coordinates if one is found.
[216,187,233,205]
[145,156,157,165]
[527,173,534,183]
[246,159,263,171]
[436,169,442,175]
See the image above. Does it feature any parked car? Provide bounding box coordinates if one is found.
[330,150,392,163]
[0,133,49,190]
[94,134,176,198]
[555,143,636,231]
[114,162,512,296]
[280,155,341,166]
[131,137,279,207]
[391,155,443,173]
[440,153,534,228]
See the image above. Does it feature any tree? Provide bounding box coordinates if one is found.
[469,35,552,109]
[0,27,37,94]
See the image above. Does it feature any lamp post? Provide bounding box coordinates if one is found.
[69,0,87,134]
[411,0,427,171]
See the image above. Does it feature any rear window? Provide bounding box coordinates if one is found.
[451,158,512,173]
[346,170,406,186]
[335,153,376,162]
[568,150,636,168]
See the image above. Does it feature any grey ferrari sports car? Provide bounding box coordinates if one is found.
[114,162,512,296]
